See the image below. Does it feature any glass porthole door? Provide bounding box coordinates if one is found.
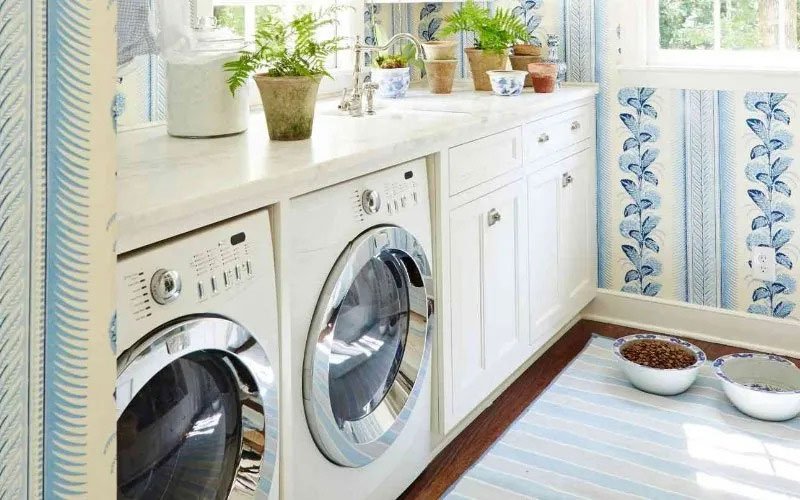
[303,226,434,468]
[116,317,278,499]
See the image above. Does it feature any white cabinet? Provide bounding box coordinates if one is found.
[528,148,597,349]
[448,179,529,425]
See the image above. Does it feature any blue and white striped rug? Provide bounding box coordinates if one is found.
[445,335,800,500]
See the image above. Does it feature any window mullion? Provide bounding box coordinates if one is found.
[778,0,788,49]
[713,0,722,50]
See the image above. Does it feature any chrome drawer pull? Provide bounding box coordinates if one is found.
[488,208,502,226]
[571,121,581,131]
[538,133,550,144]
[562,173,574,187]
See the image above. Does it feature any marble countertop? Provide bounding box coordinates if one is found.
[117,82,598,253]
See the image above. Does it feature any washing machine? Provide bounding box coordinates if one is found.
[284,158,437,500]
[116,209,280,499]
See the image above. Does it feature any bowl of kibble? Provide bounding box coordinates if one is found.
[613,334,707,396]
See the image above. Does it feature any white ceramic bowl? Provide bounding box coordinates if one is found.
[613,334,706,396]
[486,70,527,96]
[713,353,800,421]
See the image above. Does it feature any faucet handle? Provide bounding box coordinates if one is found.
[338,88,351,110]
[364,83,378,115]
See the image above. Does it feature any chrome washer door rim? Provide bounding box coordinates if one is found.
[303,226,434,468]
[116,316,278,498]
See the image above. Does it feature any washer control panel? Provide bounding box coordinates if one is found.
[190,233,255,302]
[355,168,421,219]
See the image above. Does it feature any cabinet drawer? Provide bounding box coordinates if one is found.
[449,128,522,196]
[523,105,593,162]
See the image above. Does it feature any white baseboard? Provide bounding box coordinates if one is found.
[581,290,800,359]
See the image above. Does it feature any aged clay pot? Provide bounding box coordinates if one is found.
[465,48,508,91]
[253,74,320,141]
[424,59,458,94]
[527,62,558,93]
[509,55,541,87]
[512,44,542,57]
[422,40,458,61]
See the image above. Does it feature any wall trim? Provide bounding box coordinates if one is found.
[582,289,800,359]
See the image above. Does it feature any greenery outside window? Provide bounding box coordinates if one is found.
[650,0,800,68]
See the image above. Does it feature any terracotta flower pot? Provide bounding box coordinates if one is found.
[253,74,320,141]
[527,62,558,93]
[465,48,508,91]
[509,55,541,87]
[422,40,457,61]
[424,59,457,94]
[512,44,542,57]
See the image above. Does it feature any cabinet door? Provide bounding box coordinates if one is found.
[447,180,529,425]
[559,149,597,315]
[527,163,565,347]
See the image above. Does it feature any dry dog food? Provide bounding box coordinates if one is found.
[621,340,696,369]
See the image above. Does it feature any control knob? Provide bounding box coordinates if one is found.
[150,269,182,305]
[361,189,382,215]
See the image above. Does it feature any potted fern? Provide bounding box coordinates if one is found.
[441,1,528,91]
[224,6,345,141]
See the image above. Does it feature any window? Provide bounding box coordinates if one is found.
[197,0,362,97]
[649,0,800,67]
[618,0,800,91]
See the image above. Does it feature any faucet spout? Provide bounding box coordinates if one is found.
[340,33,425,117]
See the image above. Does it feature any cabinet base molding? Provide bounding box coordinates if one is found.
[582,290,800,359]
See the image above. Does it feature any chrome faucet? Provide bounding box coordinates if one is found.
[339,33,426,117]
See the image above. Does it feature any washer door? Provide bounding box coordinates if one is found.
[304,226,434,468]
[116,317,278,499]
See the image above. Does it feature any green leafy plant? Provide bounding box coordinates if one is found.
[224,5,348,93]
[441,1,528,53]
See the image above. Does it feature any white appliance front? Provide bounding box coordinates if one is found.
[116,209,280,500]
[285,158,437,500]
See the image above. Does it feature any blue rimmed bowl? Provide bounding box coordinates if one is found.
[486,70,527,97]
[613,334,706,396]
[714,353,800,421]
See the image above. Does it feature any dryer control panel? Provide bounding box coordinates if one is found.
[352,166,423,221]
[117,209,276,355]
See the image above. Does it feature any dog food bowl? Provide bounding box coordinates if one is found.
[613,334,706,396]
[714,353,800,421]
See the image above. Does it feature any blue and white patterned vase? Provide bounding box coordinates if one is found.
[372,67,411,98]
[487,70,527,96]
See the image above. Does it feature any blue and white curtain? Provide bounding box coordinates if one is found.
[1,0,117,497]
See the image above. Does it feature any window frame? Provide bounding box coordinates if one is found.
[618,0,800,91]
[198,0,362,101]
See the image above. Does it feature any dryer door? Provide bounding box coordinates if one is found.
[116,317,278,499]
[304,226,434,468]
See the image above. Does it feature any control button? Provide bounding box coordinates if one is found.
[401,195,408,208]
[387,202,393,214]
[245,260,253,276]
[223,271,230,288]
[210,276,218,293]
[150,269,181,305]
[393,199,399,212]
[197,281,205,300]
[235,265,242,281]
[413,191,418,204]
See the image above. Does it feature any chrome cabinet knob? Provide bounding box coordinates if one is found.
[361,189,382,215]
[538,133,550,144]
[562,172,574,187]
[151,269,181,305]
[571,121,581,131]
[488,208,502,226]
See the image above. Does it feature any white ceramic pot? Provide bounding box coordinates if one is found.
[612,334,706,396]
[714,353,800,421]
[487,70,527,96]
[371,67,411,98]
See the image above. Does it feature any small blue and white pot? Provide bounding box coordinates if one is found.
[487,70,527,97]
[371,67,411,98]
[714,353,800,421]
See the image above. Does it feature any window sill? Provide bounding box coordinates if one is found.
[618,65,800,93]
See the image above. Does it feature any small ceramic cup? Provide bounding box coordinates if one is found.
[527,62,558,93]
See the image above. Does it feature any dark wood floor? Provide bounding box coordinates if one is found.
[400,320,800,499]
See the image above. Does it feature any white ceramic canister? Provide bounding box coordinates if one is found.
[166,28,248,138]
